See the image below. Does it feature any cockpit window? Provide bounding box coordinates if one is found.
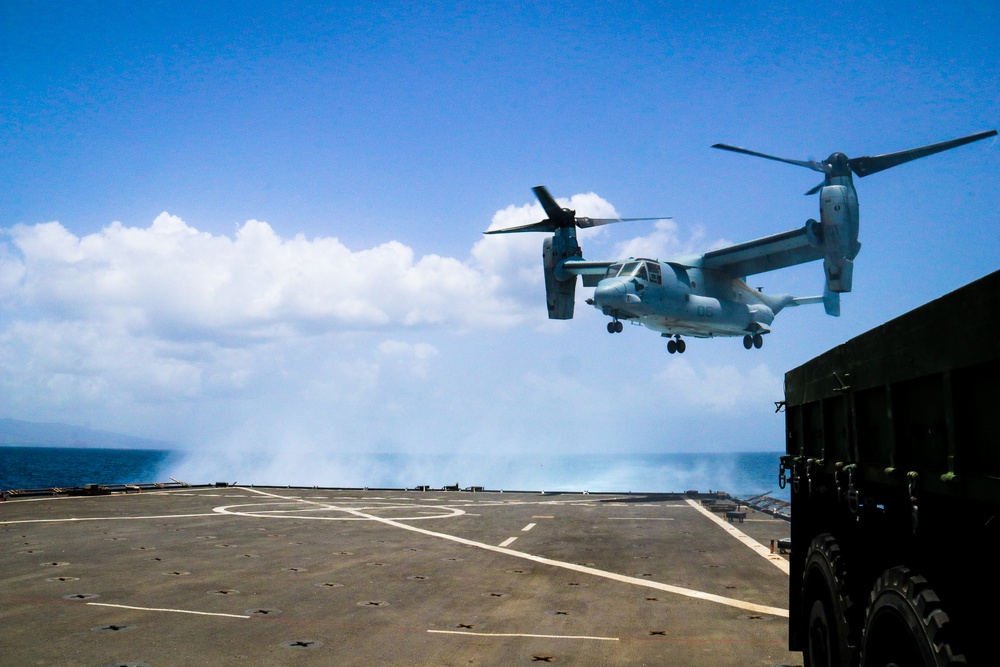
[621,262,648,281]
[647,261,662,285]
[605,263,623,278]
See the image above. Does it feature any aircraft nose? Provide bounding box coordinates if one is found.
[594,280,627,307]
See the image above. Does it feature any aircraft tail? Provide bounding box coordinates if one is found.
[788,289,841,316]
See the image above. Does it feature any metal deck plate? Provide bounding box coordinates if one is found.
[1,488,800,666]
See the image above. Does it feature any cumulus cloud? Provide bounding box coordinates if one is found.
[2,213,524,341]
[475,192,620,267]
[612,218,727,261]
[481,191,620,235]
[0,212,531,438]
[470,192,626,322]
[473,192,723,268]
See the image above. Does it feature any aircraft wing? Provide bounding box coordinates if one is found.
[701,224,823,278]
[561,260,615,276]
[562,260,615,287]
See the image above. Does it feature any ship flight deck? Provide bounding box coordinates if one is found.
[1,486,800,666]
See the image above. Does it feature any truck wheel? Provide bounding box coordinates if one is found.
[861,566,965,667]
[803,534,857,667]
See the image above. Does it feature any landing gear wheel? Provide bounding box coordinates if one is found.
[615,321,623,333]
[753,333,763,349]
[676,338,686,353]
[607,321,616,334]
[861,566,965,667]
[743,335,753,350]
[802,534,857,667]
[667,339,677,354]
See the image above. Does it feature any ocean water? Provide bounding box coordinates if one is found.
[0,446,177,491]
[1,447,788,500]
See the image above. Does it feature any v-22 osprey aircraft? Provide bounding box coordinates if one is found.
[485,130,996,353]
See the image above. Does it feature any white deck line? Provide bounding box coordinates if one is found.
[685,499,790,575]
[87,602,250,619]
[0,513,220,525]
[429,629,619,641]
[239,487,788,618]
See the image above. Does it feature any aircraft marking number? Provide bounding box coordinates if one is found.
[697,306,714,318]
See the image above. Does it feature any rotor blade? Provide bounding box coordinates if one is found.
[576,216,671,229]
[805,181,825,196]
[849,129,998,178]
[712,144,829,173]
[531,186,566,221]
[483,220,555,235]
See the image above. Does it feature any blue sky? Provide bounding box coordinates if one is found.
[1,2,997,487]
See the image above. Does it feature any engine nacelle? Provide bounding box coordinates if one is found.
[805,218,824,246]
[819,185,860,293]
[543,232,579,319]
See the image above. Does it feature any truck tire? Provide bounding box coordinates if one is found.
[860,566,965,667]
[803,534,857,667]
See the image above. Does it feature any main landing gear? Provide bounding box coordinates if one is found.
[667,335,686,354]
[743,333,764,350]
[606,319,624,334]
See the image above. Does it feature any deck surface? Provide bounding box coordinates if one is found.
[1,487,801,666]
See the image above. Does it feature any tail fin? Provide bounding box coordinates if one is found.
[823,289,840,317]
[788,288,841,317]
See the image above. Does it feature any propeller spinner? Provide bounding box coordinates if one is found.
[484,185,669,234]
[713,129,997,195]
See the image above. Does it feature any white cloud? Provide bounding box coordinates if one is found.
[612,218,725,261]
[481,191,620,235]
[471,192,625,326]
[474,196,721,269]
[2,213,524,340]
[0,208,568,442]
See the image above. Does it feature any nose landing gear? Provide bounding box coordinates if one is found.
[667,335,686,354]
[606,319,624,334]
[742,333,764,350]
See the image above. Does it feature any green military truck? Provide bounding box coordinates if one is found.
[782,269,999,666]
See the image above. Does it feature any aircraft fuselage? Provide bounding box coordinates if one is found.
[589,260,787,339]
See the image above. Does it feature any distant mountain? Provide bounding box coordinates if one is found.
[0,418,171,450]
